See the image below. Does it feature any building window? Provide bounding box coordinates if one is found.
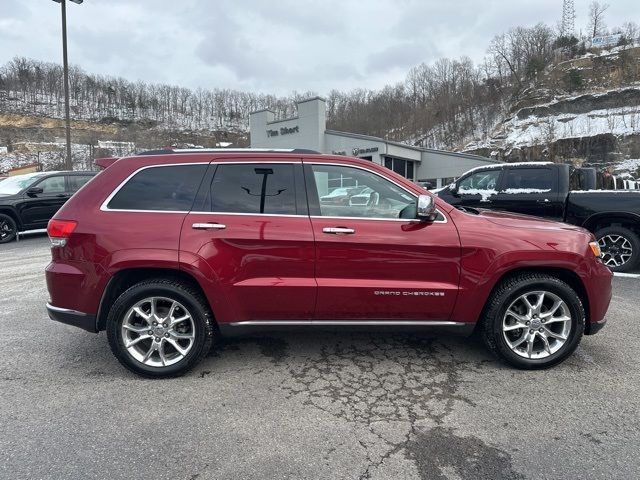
[383,156,415,181]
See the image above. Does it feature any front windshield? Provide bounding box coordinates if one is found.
[0,173,46,195]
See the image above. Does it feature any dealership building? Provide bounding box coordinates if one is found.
[250,97,499,188]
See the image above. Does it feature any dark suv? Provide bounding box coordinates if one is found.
[45,149,612,377]
[0,170,96,243]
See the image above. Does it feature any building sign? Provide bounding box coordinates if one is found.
[266,125,299,137]
[331,150,347,156]
[592,34,622,48]
[352,147,379,156]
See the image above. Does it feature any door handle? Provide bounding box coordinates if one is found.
[536,199,550,204]
[322,227,355,234]
[192,222,226,230]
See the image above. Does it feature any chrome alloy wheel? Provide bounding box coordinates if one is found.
[121,297,195,367]
[598,234,633,268]
[502,291,572,360]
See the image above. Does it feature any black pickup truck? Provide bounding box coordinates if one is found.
[437,162,640,272]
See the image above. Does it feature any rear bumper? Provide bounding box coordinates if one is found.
[46,303,97,333]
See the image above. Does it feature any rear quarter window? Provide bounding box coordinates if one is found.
[107,164,207,211]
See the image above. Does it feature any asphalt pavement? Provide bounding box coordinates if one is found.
[1,235,639,480]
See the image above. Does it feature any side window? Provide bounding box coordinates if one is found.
[68,175,94,193]
[311,164,416,219]
[35,176,66,194]
[504,169,552,192]
[107,165,206,211]
[458,170,500,192]
[208,164,297,215]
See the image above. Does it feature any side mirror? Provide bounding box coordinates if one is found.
[27,187,44,196]
[416,194,437,222]
[449,183,459,195]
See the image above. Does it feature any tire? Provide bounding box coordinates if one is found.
[595,226,640,273]
[0,214,17,244]
[480,272,585,369]
[106,279,215,378]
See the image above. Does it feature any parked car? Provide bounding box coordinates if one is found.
[0,171,97,243]
[437,162,640,272]
[320,186,365,205]
[46,149,612,377]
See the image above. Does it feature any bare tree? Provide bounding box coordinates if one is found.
[589,1,609,38]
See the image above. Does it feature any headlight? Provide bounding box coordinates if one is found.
[589,241,602,258]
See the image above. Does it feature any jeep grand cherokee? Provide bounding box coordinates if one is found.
[45,149,612,377]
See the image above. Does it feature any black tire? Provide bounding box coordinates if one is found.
[106,279,215,378]
[480,272,585,369]
[0,213,17,244]
[595,226,640,273]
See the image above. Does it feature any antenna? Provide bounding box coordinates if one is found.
[561,0,576,37]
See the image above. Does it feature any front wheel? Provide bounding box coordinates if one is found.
[0,214,17,244]
[481,273,585,369]
[107,279,215,378]
[595,226,640,273]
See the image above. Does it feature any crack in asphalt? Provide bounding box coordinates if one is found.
[269,332,523,480]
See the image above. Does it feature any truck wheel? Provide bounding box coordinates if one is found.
[0,214,17,244]
[106,279,215,378]
[595,226,640,273]
[480,273,585,369]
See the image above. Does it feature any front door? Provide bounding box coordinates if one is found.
[18,174,70,228]
[181,160,316,324]
[305,163,460,321]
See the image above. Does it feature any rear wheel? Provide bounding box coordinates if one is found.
[107,279,215,378]
[0,214,17,244]
[481,273,585,369]
[595,226,640,273]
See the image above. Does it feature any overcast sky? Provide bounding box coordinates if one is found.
[1,0,636,95]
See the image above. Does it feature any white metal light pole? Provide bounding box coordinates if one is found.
[52,0,83,171]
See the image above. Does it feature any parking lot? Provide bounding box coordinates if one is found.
[0,235,638,480]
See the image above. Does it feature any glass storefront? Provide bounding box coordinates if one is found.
[383,156,416,181]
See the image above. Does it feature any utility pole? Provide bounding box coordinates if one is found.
[561,0,576,37]
[53,0,83,170]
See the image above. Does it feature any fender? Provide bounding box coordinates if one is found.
[451,249,591,324]
[581,211,640,231]
[0,206,23,229]
[178,250,235,324]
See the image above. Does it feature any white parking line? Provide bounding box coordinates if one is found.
[613,272,640,279]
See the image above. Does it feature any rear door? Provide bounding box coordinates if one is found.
[446,168,503,208]
[181,160,316,324]
[306,162,460,321]
[492,167,561,219]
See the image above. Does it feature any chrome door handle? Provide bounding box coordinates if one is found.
[322,227,355,234]
[192,223,226,230]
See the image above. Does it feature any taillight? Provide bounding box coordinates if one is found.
[47,219,77,247]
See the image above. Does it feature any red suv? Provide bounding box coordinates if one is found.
[45,149,612,377]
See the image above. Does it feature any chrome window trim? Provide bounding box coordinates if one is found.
[99,159,448,225]
[310,212,447,224]
[189,211,307,218]
[308,162,448,224]
[100,160,302,213]
[100,162,209,212]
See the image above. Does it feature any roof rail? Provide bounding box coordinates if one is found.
[136,148,320,155]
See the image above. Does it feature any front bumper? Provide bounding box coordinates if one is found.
[46,303,97,333]
[585,317,607,335]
